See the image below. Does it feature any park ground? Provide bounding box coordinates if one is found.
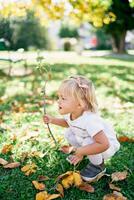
[0,50,134,200]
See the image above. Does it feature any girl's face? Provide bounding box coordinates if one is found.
[57,91,84,119]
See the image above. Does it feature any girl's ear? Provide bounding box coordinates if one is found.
[79,100,88,110]
[78,99,86,109]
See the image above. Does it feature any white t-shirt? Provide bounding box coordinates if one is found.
[64,111,119,146]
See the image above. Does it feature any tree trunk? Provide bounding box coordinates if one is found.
[111,30,127,54]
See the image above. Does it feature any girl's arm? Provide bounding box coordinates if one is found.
[43,115,69,127]
[69,130,110,165]
[75,130,110,156]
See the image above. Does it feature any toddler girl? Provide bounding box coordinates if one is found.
[43,75,120,182]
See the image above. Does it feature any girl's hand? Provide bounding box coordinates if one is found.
[43,115,53,124]
[60,145,76,154]
[67,154,83,165]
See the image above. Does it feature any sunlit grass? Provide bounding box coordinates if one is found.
[0,51,134,200]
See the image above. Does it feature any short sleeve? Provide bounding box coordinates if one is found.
[86,117,104,138]
[63,114,70,122]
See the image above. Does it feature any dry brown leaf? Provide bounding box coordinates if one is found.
[0,158,8,165]
[47,194,61,200]
[103,191,127,200]
[38,175,49,181]
[113,191,127,199]
[56,183,64,197]
[61,173,74,189]
[79,182,95,193]
[21,163,37,176]
[32,180,45,190]
[111,171,128,182]
[1,144,13,154]
[73,171,83,187]
[118,136,134,143]
[109,183,121,191]
[36,191,48,200]
[56,171,72,181]
[3,162,20,169]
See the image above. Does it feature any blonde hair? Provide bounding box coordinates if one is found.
[58,75,98,113]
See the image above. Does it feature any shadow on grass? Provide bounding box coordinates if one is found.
[0,62,133,105]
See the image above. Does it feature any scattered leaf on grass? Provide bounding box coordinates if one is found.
[56,171,72,181]
[36,191,61,200]
[36,191,48,200]
[103,191,127,200]
[56,183,64,197]
[73,171,83,187]
[111,171,128,182]
[30,151,45,158]
[21,163,37,176]
[0,158,8,165]
[47,194,61,200]
[3,162,20,168]
[109,183,121,191]
[1,144,13,154]
[32,181,45,190]
[78,182,95,193]
[118,136,134,143]
[61,173,74,189]
[38,175,49,181]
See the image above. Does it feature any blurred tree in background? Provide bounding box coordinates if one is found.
[0,9,50,50]
[96,29,112,50]
[0,0,134,52]
[59,23,78,38]
[103,0,134,53]
[34,0,134,53]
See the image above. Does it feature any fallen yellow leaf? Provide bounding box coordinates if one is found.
[56,183,64,197]
[61,173,74,189]
[21,163,37,176]
[32,181,45,190]
[30,151,44,158]
[47,194,61,200]
[21,165,30,172]
[73,171,83,187]
[36,191,48,200]
[0,158,8,165]
[36,191,60,200]
[3,162,20,168]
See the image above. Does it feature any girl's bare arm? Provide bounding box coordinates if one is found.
[75,130,110,156]
[43,115,69,127]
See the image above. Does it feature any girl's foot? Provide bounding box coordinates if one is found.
[80,162,106,182]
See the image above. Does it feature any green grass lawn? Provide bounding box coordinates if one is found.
[0,51,134,200]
